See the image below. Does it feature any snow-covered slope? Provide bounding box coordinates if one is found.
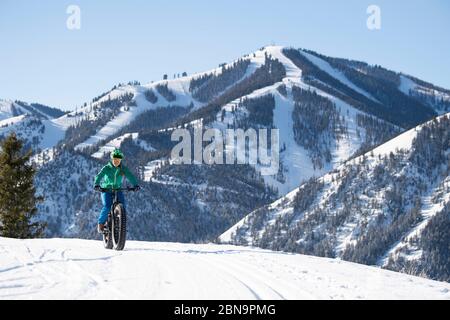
[0,100,42,121]
[299,50,379,103]
[1,237,449,300]
[0,116,66,152]
[399,74,450,114]
[210,46,400,194]
[0,100,24,122]
[0,99,67,152]
[91,132,154,159]
[220,113,450,282]
[0,99,65,121]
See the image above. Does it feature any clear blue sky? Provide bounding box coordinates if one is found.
[1,0,449,111]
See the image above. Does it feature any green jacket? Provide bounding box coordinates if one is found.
[94,161,138,189]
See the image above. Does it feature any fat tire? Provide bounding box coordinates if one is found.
[112,203,127,251]
[103,215,113,250]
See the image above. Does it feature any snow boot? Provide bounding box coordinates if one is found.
[97,223,105,233]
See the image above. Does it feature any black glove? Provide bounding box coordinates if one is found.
[133,185,141,191]
[94,185,101,192]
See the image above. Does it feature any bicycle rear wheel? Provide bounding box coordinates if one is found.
[102,214,113,250]
[112,203,127,251]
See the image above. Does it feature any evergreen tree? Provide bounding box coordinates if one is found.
[0,133,46,238]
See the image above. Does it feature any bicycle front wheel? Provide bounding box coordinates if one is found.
[111,203,127,251]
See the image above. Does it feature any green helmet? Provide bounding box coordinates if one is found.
[110,148,124,160]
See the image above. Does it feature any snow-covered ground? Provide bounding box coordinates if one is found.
[0,237,449,300]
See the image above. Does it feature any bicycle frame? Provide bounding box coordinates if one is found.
[96,187,137,250]
[99,187,134,220]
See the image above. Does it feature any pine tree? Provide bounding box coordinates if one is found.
[0,133,46,238]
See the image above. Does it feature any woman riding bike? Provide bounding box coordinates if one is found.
[93,149,140,233]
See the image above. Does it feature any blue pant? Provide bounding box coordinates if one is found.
[98,192,125,224]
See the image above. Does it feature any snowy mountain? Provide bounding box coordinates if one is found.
[1,237,449,299]
[0,99,65,121]
[220,112,450,282]
[2,45,449,262]
[295,49,449,119]
[0,99,66,154]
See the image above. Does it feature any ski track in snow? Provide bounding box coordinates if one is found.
[0,238,449,300]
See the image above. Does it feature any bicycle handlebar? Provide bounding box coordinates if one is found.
[95,187,138,192]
